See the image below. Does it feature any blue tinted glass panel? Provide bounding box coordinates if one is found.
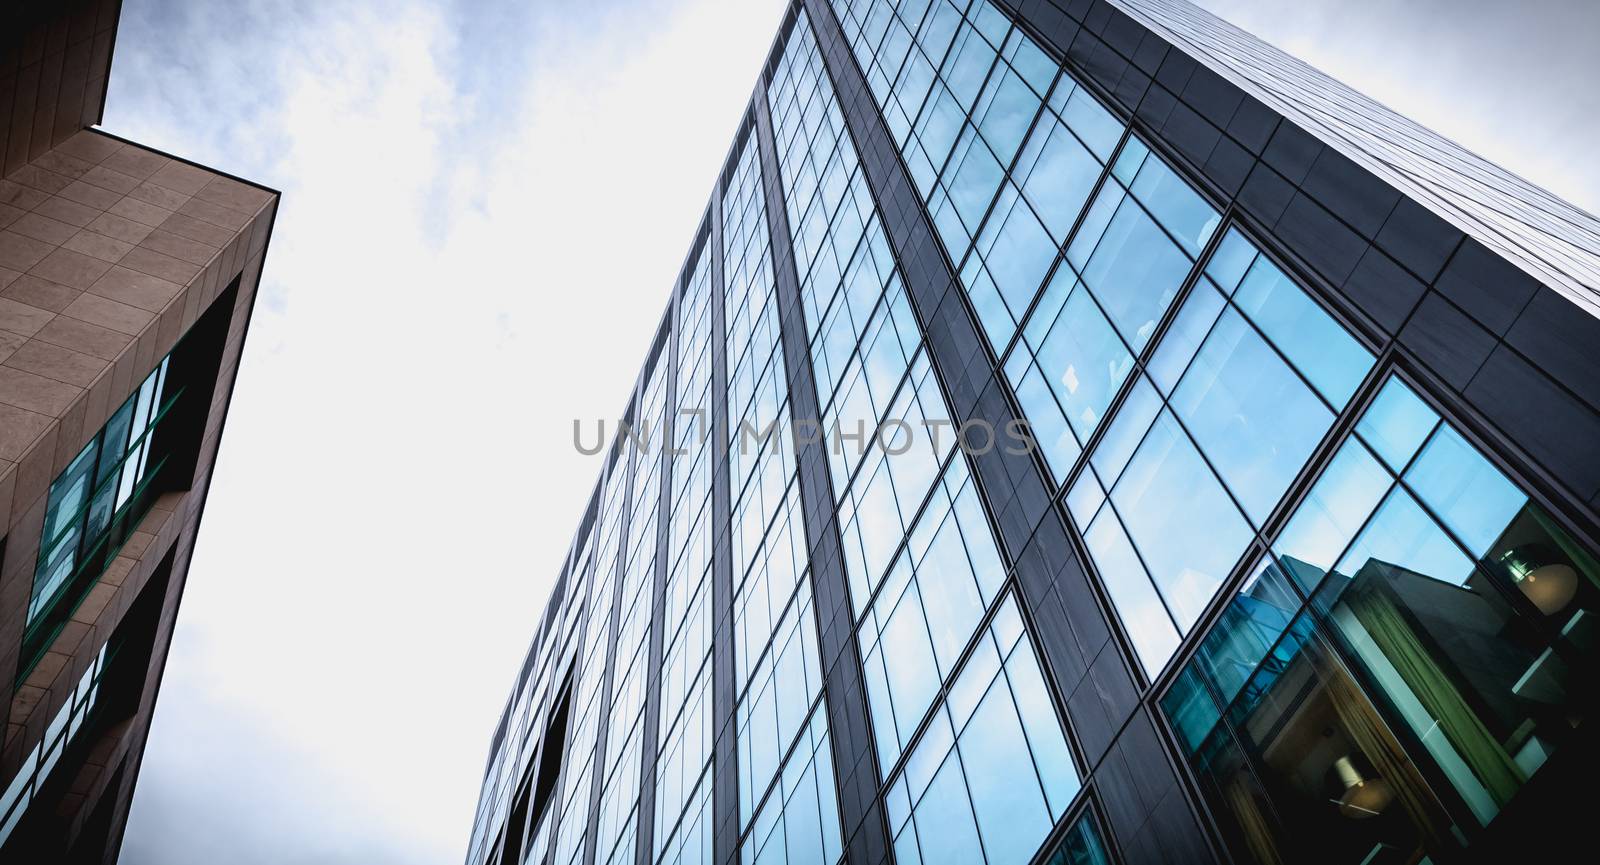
[1084,507,1180,676]
[1170,309,1333,524]
[1204,227,1256,293]
[1356,376,1439,472]
[1079,198,1193,351]
[1111,411,1252,630]
[1033,280,1135,445]
[1146,277,1225,395]
[1232,257,1373,408]
[1129,156,1219,256]
[886,595,1079,864]
[1273,438,1392,591]
[1404,426,1527,557]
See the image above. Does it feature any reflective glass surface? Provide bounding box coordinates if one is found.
[858,458,1004,769]
[1164,374,1600,863]
[832,0,1123,355]
[885,595,1080,864]
[656,250,718,865]
[1069,229,1372,678]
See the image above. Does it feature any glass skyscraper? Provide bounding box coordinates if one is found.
[467,2,1600,864]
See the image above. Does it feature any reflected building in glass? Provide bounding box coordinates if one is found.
[0,1,277,860]
[467,2,1600,864]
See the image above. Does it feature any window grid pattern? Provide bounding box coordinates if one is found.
[770,14,1080,865]
[552,458,634,865]
[0,642,108,847]
[465,4,1600,865]
[856,456,1006,773]
[28,356,174,680]
[1002,135,1222,481]
[884,594,1080,865]
[505,531,604,865]
[828,0,1123,361]
[1067,227,1374,679]
[654,251,718,865]
[597,357,671,865]
[1162,370,1598,861]
[739,704,844,865]
[718,122,838,852]
[725,131,789,510]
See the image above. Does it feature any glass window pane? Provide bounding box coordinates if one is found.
[945,128,1003,238]
[42,442,96,545]
[890,594,1078,864]
[1194,615,1467,864]
[1404,426,1527,557]
[1147,277,1225,395]
[1161,663,1221,755]
[94,397,136,486]
[1111,411,1252,630]
[1065,468,1105,531]
[1033,281,1134,444]
[1084,508,1179,676]
[1018,118,1101,241]
[1356,376,1438,472]
[1004,639,1081,812]
[1329,488,1476,590]
[974,68,1039,166]
[1110,137,1147,185]
[1056,85,1121,161]
[910,754,983,865]
[1129,156,1219,256]
[977,189,1055,324]
[1273,438,1392,591]
[1313,486,1592,827]
[1089,373,1160,487]
[1232,257,1373,408]
[961,678,1053,864]
[1065,184,1119,271]
[1043,815,1110,865]
[1080,198,1192,351]
[1170,309,1333,524]
[1011,361,1079,483]
[1204,227,1256,293]
[1192,560,1299,711]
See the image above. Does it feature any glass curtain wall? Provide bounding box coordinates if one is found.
[473,4,1600,865]
[721,129,842,865]
[1162,374,1600,863]
[654,254,718,865]
[815,5,1598,861]
[770,12,1081,865]
[551,453,634,865]
[596,357,671,865]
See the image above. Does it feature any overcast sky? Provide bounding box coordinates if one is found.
[100,0,1597,863]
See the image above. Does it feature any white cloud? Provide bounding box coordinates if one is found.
[108,0,784,862]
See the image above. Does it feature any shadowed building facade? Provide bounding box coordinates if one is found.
[1,1,277,860]
[467,2,1600,864]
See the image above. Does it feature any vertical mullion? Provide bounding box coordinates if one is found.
[754,39,893,865]
[634,253,687,865]
[708,159,740,865]
[579,401,642,865]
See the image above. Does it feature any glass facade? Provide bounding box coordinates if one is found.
[1163,374,1600,863]
[467,3,1600,865]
